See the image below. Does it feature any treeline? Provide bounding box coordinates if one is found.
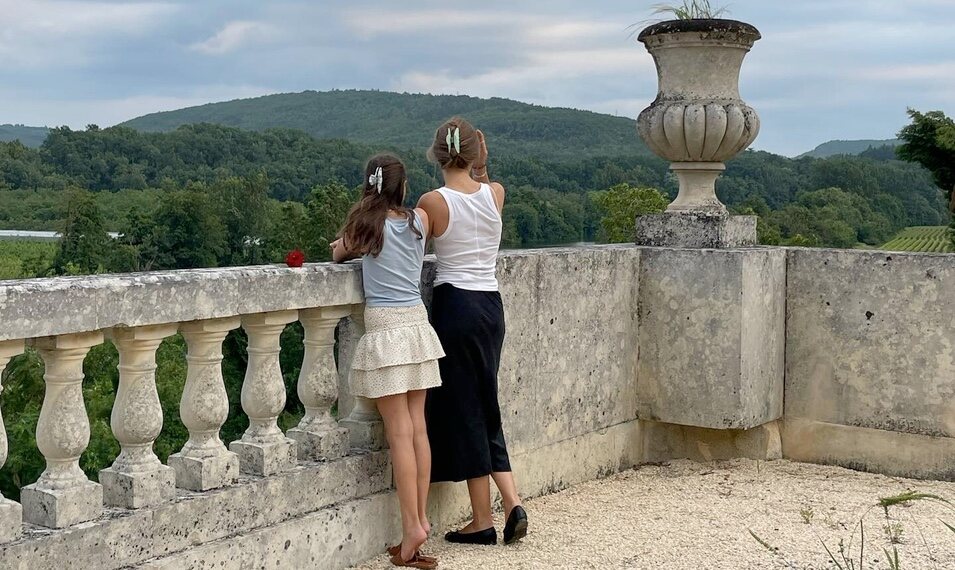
[0,123,950,255]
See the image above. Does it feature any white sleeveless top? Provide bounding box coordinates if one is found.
[433,184,502,291]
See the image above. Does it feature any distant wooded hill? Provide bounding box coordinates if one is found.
[799,138,901,159]
[119,90,651,162]
[0,124,50,148]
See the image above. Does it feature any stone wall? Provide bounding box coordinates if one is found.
[782,249,955,480]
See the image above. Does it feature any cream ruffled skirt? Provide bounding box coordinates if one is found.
[349,305,445,399]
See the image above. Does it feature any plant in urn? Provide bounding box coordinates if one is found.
[634,2,762,248]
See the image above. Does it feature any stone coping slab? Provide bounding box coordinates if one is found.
[0,245,641,342]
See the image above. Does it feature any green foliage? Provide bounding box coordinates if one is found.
[591,183,668,243]
[211,174,273,266]
[52,188,112,274]
[858,144,899,161]
[897,109,955,211]
[800,139,900,159]
[145,189,228,270]
[0,240,56,279]
[650,0,728,20]
[881,226,954,253]
[303,181,356,261]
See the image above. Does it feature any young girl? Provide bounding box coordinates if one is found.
[331,154,443,570]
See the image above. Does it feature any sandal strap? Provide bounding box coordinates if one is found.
[387,545,437,566]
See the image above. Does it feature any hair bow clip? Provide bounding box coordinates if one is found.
[369,166,383,193]
[446,127,461,155]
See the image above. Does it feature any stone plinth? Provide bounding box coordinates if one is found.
[341,400,386,452]
[100,465,176,509]
[0,500,21,544]
[288,426,350,462]
[21,480,103,529]
[635,247,785,430]
[635,212,756,249]
[168,452,239,492]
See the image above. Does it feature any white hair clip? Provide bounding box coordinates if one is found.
[446,127,461,155]
[369,166,383,193]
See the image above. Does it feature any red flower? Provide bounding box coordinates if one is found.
[285,249,305,268]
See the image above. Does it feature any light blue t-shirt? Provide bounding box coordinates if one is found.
[362,215,426,308]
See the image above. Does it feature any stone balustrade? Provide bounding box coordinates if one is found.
[0,263,380,538]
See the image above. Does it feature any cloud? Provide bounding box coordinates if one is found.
[0,84,277,128]
[0,1,179,67]
[190,20,278,55]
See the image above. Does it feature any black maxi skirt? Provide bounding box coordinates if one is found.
[426,283,512,483]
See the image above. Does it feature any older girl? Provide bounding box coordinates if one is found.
[418,118,528,546]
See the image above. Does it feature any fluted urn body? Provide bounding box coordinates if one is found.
[637,20,761,214]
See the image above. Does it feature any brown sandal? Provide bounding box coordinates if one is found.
[387,545,437,564]
[389,552,438,569]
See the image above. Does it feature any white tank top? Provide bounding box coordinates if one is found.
[433,184,503,291]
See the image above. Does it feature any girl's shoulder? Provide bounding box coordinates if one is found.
[413,207,430,235]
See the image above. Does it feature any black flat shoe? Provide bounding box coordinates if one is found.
[444,526,497,545]
[503,506,528,545]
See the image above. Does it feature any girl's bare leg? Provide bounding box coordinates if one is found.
[491,471,523,517]
[407,390,432,535]
[376,394,427,561]
[460,476,495,532]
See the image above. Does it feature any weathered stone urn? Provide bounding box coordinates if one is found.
[635,19,761,248]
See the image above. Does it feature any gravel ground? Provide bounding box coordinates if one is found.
[350,459,955,570]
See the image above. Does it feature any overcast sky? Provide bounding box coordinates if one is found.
[1,0,953,156]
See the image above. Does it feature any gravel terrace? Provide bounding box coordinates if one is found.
[350,459,955,570]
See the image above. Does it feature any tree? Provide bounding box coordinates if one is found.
[52,188,112,274]
[303,181,355,262]
[148,190,227,270]
[211,174,272,266]
[591,183,668,243]
[897,109,955,211]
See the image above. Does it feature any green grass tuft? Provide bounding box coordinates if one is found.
[650,0,729,20]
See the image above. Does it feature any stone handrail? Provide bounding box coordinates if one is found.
[0,262,374,538]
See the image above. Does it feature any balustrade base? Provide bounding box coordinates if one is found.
[230,438,297,476]
[100,465,176,509]
[21,479,102,528]
[168,451,239,492]
[0,499,22,543]
[340,419,386,452]
[288,426,349,461]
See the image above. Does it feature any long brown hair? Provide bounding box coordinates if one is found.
[427,116,481,170]
[339,154,421,257]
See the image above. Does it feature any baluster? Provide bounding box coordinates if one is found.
[0,340,24,542]
[21,332,104,528]
[100,324,178,508]
[338,307,385,451]
[229,310,298,476]
[168,317,240,491]
[288,306,351,461]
